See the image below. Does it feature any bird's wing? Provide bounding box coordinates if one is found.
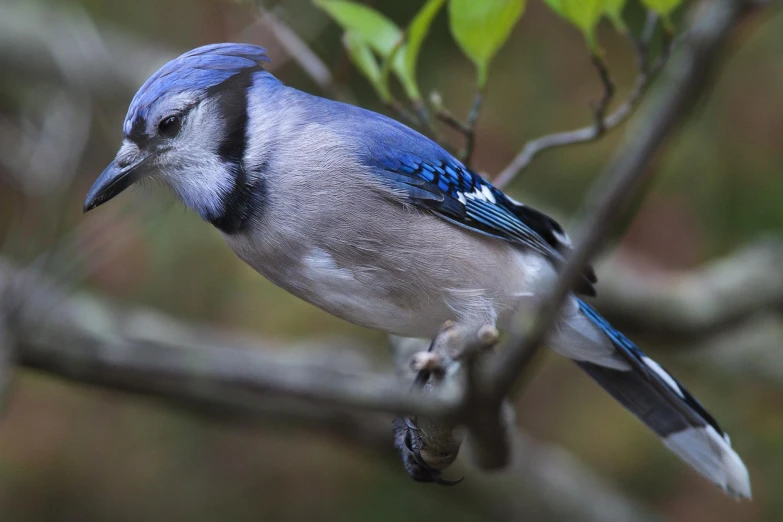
[337,106,596,294]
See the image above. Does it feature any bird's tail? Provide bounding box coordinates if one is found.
[573,299,751,499]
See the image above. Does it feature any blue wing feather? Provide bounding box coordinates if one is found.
[300,93,596,294]
[377,154,564,259]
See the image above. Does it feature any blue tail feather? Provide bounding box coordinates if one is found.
[574,299,750,498]
[576,298,725,438]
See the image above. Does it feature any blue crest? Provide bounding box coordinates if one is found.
[124,43,271,137]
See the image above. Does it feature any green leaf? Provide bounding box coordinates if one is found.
[342,32,389,101]
[315,0,401,56]
[603,0,628,33]
[544,0,604,50]
[448,0,526,88]
[404,0,447,96]
[640,0,682,17]
[314,0,419,99]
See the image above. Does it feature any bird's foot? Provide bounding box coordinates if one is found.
[392,416,463,486]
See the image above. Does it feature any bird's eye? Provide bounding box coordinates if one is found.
[158,115,182,138]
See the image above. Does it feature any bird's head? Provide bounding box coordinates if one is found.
[84,43,274,229]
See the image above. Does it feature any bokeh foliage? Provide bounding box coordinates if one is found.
[315,0,685,95]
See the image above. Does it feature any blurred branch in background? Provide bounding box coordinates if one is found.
[4,260,457,420]
[597,238,783,342]
[0,1,174,99]
[254,2,334,92]
[0,259,659,521]
[0,309,12,415]
[684,314,783,383]
[0,91,92,276]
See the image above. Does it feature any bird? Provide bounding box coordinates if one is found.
[83,43,750,498]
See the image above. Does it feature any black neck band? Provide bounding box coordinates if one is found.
[207,67,266,234]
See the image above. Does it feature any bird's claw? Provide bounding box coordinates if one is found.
[393,416,463,486]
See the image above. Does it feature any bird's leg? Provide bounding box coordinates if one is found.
[392,322,458,484]
[411,323,455,389]
[394,321,498,485]
[404,321,455,431]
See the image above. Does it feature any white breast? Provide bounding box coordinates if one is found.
[298,246,418,332]
[224,209,557,339]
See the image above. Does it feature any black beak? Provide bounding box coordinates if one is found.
[83,156,147,213]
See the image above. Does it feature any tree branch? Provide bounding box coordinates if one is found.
[0,258,662,520]
[2,262,459,420]
[683,314,783,383]
[474,431,662,522]
[596,238,783,341]
[0,311,13,416]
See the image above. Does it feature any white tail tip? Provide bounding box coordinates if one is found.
[663,425,751,500]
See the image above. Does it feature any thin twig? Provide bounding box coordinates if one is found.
[380,36,405,96]
[380,36,434,132]
[462,90,484,166]
[493,13,663,189]
[412,99,446,145]
[434,90,484,167]
[435,108,471,134]
[386,100,423,129]
[590,54,615,134]
[255,3,334,93]
[636,11,660,67]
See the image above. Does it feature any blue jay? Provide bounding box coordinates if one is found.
[84,43,750,498]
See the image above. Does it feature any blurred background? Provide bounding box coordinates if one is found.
[0,0,782,520]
